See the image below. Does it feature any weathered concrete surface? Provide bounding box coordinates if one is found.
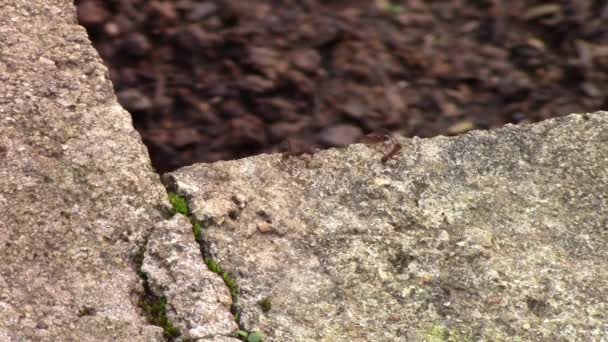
[0,1,170,340]
[3,1,607,341]
[142,215,240,341]
[165,112,608,342]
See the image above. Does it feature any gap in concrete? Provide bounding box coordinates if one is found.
[160,182,261,341]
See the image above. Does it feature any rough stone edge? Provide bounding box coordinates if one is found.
[161,110,608,341]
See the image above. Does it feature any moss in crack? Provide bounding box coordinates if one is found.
[164,190,263,341]
[169,192,202,241]
[134,242,147,278]
[168,192,189,215]
[192,221,202,242]
[140,296,181,339]
[204,257,264,341]
[204,257,238,298]
[134,234,181,339]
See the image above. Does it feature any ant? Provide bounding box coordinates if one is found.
[381,140,402,164]
[360,130,402,164]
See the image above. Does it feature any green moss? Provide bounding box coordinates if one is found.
[192,221,202,241]
[205,258,238,297]
[167,191,203,241]
[223,271,239,298]
[141,296,180,339]
[205,258,221,273]
[165,190,262,340]
[426,325,448,342]
[136,192,197,339]
[422,324,471,342]
[168,192,189,215]
[135,235,180,338]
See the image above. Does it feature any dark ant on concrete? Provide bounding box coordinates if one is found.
[381,140,402,164]
[360,131,402,164]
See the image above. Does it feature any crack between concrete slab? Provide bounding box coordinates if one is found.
[134,230,182,341]
[164,189,263,342]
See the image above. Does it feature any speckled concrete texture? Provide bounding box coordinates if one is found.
[165,112,608,341]
[0,1,168,340]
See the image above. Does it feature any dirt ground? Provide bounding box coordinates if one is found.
[77,0,608,173]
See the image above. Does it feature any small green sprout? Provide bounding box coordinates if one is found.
[236,330,263,342]
[168,192,188,215]
[247,331,263,342]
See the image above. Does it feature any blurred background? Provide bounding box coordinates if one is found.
[76,0,608,173]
